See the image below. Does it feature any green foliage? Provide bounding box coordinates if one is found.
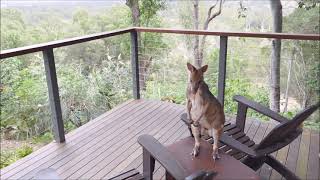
[0,9,26,50]
[16,146,33,158]
[144,80,187,104]
[0,145,33,169]
[140,0,166,26]
[216,78,269,120]
[0,150,18,169]
[284,6,320,34]
[283,6,320,108]
[32,132,53,144]
[297,0,319,10]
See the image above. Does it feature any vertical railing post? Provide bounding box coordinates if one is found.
[43,48,65,143]
[217,36,228,108]
[130,30,140,99]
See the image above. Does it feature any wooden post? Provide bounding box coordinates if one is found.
[43,48,65,143]
[130,30,140,99]
[235,102,248,132]
[218,36,228,107]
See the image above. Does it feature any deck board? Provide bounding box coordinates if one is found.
[307,130,319,180]
[296,129,311,180]
[0,99,319,180]
[22,100,154,179]
[0,100,135,177]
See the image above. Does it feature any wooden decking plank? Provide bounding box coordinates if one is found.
[150,123,188,174]
[98,106,185,179]
[21,100,158,179]
[255,122,270,174]
[252,121,269,144]
[246,120,261,140]
[2,100,318,180]
[4,100,148,179]
[104,107,184,178]
[296,129,311,180]
[122,118,188,178]
[280,134,302,180]
[307,130,320,180]
[134,114,188,173]
[122,126,187,179]
[121,109,189,173]
[152,125,190,179]
[258,122,278,180]
[60,101,170,179]
[0,99,136,176]
[270,144,290,180]
[75,102,184,179]
[244,121,268,174]
[244,119,254,133]
[104,105,188,179]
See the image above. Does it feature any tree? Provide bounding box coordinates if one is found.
[283,4,320,109]
[269,0,282,112]
[192,0,223,67]
[126,0,166,90]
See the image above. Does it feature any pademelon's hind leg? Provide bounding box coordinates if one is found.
[212,127,223,160]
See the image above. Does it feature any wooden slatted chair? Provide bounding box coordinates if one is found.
[181,95,319,180]
[108,135,216,180]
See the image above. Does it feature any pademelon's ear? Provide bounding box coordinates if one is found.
[187,62,196,72]
[201,65,208,73]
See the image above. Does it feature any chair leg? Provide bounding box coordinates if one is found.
[265,155,300,180]
[143,148,155,180]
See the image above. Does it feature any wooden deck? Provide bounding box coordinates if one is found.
[0,99,319,180]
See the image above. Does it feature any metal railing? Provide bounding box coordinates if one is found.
[1,27,319,143]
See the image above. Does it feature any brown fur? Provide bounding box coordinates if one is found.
[186,63,225,159]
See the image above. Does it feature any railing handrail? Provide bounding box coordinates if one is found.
[135,27,320,40]
[1,27,319,59]
[0,28,133,59]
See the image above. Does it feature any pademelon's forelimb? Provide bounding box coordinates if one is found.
[191,123,201,156]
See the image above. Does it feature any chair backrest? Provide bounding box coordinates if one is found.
[256,102,319,152]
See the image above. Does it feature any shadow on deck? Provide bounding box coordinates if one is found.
[0,100,319,180]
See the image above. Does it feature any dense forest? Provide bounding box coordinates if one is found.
[0,0,319,168]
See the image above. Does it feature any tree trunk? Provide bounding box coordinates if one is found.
[193,0,201,67]
[269,0,282,112]
[126,0,140,27]
[126,0,149,90]
[192,0,223,67]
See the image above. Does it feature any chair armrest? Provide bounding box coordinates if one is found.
[138,135,188,180]
[233,95,289,123]
[219,133,258,157]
